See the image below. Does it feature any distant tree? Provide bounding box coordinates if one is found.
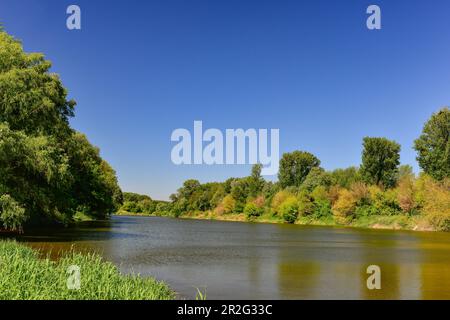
[301,167,333,192]
[278,151,321,188]
[360,137,400,188]
[248,164,265,197]
[330,167,361,188]
[123,192,152,203]
[414,107,450,180]
[397,165,414,181]
[230,178,250,213]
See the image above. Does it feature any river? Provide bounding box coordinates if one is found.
[5,215,450,299]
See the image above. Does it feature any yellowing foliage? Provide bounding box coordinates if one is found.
[332,188,357,223]
[271,190,292,215]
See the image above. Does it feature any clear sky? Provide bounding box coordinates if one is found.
[1,0,449,200]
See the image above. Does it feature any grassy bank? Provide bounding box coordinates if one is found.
[0,241,175,300]
[117,210,436,232]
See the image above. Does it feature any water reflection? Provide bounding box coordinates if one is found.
[1,216,450,299]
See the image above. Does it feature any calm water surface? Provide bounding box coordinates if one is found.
[5,216,450,299]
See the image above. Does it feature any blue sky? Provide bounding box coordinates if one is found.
[1,0,449,199]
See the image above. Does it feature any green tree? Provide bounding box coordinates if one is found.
[360,137,400,188]
[230,178,250,213]
[330,167,361,188]
[414,107,450,180]
[0,29,122,230]
[248,164,265,197]
[301,167,333,192]
[278,151,321,188]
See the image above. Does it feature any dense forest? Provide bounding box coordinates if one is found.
[0,29,122,231]
[121,108,450,232]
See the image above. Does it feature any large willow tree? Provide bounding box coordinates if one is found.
[0,29,122,231]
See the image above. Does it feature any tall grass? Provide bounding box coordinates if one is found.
[0,241,175,300]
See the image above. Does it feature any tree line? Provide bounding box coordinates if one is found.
[122,108,449,231]
[0,29,122,231]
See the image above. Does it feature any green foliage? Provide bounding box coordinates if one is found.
[123,192,152,203]
[230,178,250,213]
[279,197,299,223]
[0,195,26,231]
[301,167,333,192]
[244,202,263,220]
[0,241,174,300]
[248,164,264,197]
[278,151,321,188]
[414,107,450,181]
[361,137,401,188]
[0,30,122,230]
[310,186,332,218]
[330,167,361,189]
[313,199,332,219]
[0,32,75,137]
[160,108,449,232]
[297,191,314,216]
[368,186,401,216]
[271,190,292,215]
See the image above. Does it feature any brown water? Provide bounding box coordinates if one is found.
[4,215,450,299]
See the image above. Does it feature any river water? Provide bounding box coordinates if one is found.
[5,215,450,299]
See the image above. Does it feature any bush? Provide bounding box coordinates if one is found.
[313,199,332,219]
[297,191,314,216]
[416,175,450,231]
[244,202,264,219]
[279,197,299,223]
[155,202,172,216]
[0,194,27,231]
[368,185,401,216]
[332,188,357,223]
[396,175,417,214]
[271,190,292,215]
[253,195,266,208]
[222,195,236,214]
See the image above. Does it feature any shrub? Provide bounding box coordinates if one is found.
[0,194,27,231]
[155,202,171,216]
[253,195,265,208]
[221,195,236,214]
[350,182,370,204]
[279,197,299,223]
[313,199,332,219]
[271,190,292,215]
[244,202,264,219]
[368,185,401,216]
[121,201,140,213]
[327,185,341,205]
[396,175,417,213]
[332,188,357,223]
[416,175,450,231]
[297,191,314,216]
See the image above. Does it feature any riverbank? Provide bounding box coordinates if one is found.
[0,241,175,300]
[116,210,437,232]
